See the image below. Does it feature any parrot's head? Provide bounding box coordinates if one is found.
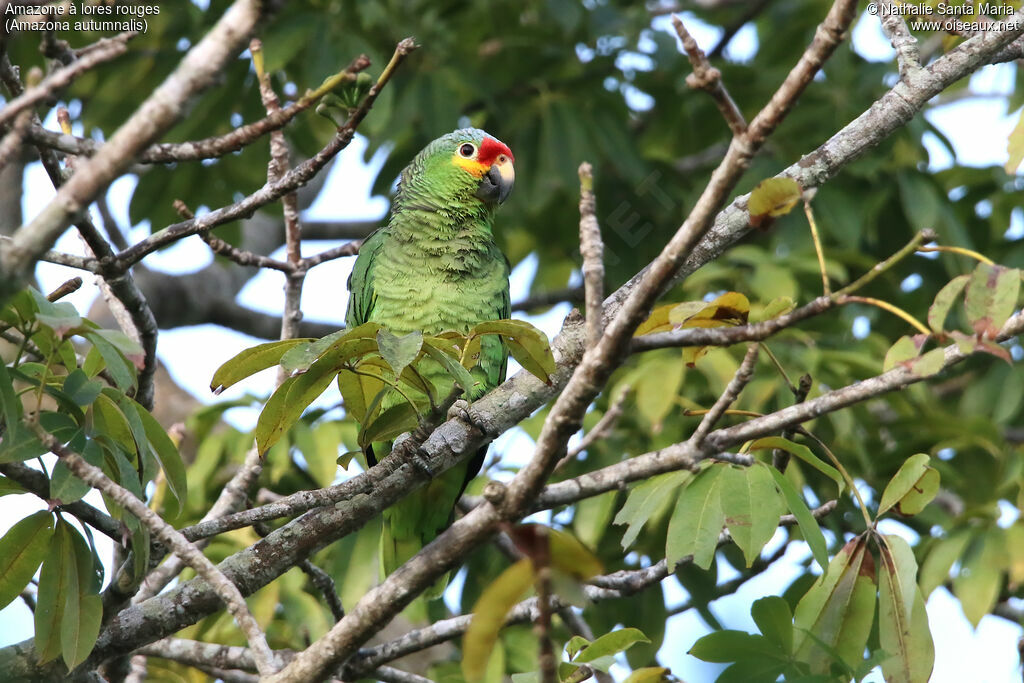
[395,128,515,215]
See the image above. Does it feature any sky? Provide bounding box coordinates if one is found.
[2,7,1024,682]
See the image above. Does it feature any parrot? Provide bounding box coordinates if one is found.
[345,128,515,597]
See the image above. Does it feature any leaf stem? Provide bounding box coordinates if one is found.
[804,199,831,296]
[841,295,931,336]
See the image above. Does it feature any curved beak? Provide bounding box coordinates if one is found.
[475,158,515,205]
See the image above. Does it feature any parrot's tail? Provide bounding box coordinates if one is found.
[380,523,450,600]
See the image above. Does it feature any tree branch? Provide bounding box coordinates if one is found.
[0,32,134,128]
[0,0,267,301]
[38,433,279,676]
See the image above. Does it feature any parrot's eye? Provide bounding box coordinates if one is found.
[458,143,476,158]
[497,154,508,164]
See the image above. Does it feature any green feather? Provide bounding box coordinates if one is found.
[346,128,512,599]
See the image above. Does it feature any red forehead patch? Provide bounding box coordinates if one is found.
[478,137,514,166]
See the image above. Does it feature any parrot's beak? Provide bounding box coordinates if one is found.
[476,157,515,205]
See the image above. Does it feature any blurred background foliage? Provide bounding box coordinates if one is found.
[6,0,1024,679]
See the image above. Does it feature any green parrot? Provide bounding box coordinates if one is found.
[346,128,515,597]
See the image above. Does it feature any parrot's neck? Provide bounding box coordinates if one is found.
[389,203,497,250]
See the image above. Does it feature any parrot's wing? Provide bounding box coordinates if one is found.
[345,228,386,327]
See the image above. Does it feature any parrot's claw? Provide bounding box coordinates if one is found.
[410,449,435,478]
[447,399,471,423]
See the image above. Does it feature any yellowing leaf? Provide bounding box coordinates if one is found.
[748,177,802,219]
[463,558,535,683]
[548,528,603,580]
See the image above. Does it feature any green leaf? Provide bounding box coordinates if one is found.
[132,402,188,517]
[211,338,314,393]
[83,331,136,392]
[60,523,102,669]
[884,335,922,372]
[748,436,844,494]
[358,401,418,447]
[463,558,535,683]
[908,347,946,378]
[472,319,556,385]
[422,338,478,393]
[919,530,971,597]
[928,274,969,334]
[279,330,346,374]
[0,511,54,610]
[376,329,423,376]
[613,471,690,549]
[767,467,829,572]
[877,453,940,517]
[952,531,1003,628]
[35,521,71,663]
[575,627,650,663]
[720,463,786,567]
[751,596,793,655]
[666,464,725,570]
[255,362,339,455]
[337,362,387,424]
[964,263,1021,338]
[689,629,784,663]
[877,534,934,683]
[794,534,876,675]
[61,370,103,407]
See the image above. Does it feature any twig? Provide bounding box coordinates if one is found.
[511,286,585,312]
[672,16,748,136]
[772,373,812,472]
[298,559,345,623]
[709,0,775,59]
[691,344,759,445]
[0,33,134,128]
[1,57,161,410]
[0,462,125,542]
[250,37,305,356]
[577,163,604,349]
[0,0,265,301]
[37,432,279,676]
[300,240,362,268]
[878,1,922,78]
[20,55,372,165]
[0,108,33,173]
[555,385,630,472]
[201,232,293,272]
[110,38,417,272]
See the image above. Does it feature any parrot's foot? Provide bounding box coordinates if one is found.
[447,399,471,423]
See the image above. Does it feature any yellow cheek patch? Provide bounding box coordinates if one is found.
[452,154,488,178]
